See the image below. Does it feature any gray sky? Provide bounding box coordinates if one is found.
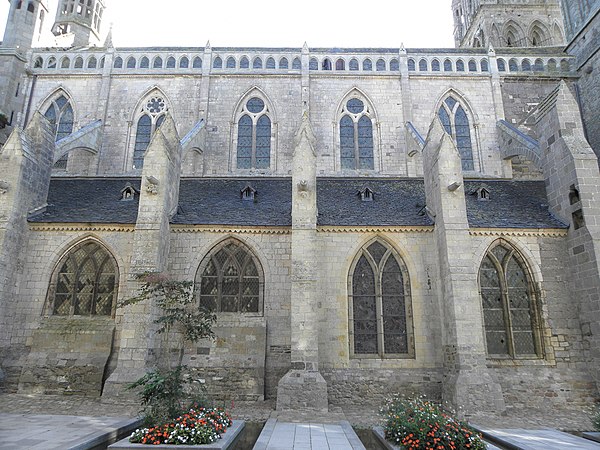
[0,0,456,48]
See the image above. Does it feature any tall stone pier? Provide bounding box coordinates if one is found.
[276,113,328,412]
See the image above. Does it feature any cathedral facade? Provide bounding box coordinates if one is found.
[0,0,599,414]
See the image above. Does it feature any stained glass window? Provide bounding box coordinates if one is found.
[340,98,374,170]
[266,57,276,69]
[153,56,163,69]
[363,58,372,71]
[292,57,301,70]
[390,59,399,71]
[419,59,428,71]
[88,56,97,69]
[113,56,123,68]
[179,56,189,68]
[45,95,74,169]
[444,59,453,71]
[74,57,83,68]
[132,95,168,169]
[349,58,359,71]
[309,57,318,70]
[240,56,249,69]
[407,59,415,71]
[336,58,345,70]
[226,56,236,69]
[126,57,136,68]
[253,57,262,69]
[166,56,176,68]
[481,59,489,72]
[468,59,477,72]
[497,59,506,72]
[61,57,70,68]
[350,241,411,357]
[437,96,474,171]
[279,57,288,69]
[456,59,465,71]
[376,58,386,71]
[49,241,118,317]
[193,57,202,68]
[140,56,149,68]
[431,59,440,71]
[197,241,262,314]
[479,242,541,358]
[236,97,271,170]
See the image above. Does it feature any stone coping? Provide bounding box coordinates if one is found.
[471,425,600,450]
[583,432,600,443]
[67,417,143,450]
[109,421,244,449]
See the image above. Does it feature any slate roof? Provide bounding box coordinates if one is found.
[464,180,567,229]
[317,179,431,227]
[31,178,141,224]
[29,177,566,230]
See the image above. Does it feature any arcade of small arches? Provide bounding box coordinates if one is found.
[44,236,544,362]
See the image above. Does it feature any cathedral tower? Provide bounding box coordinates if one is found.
[2,0,49,49]
[452,0,566,48]
[52,0,106,47]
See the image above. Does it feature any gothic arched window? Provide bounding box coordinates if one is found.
[340,97,374,170]
[47,241,118,317]
[479,242,542,358]
[133,95,168,169]
[349,240,413,357]
[44,94,74,169]
[236,96,271,170]
[196,240,263,314]
[438,95,475,171]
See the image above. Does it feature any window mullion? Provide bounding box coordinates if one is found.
[354,118,360,169]
[251,116,257,169]
[501,270,516,357]
[376,266,384,357]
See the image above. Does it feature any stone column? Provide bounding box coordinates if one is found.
[0,113,54,387]
[103,115,182,396]
[537,81,600,392]
[276,113,328,412]
[423,118,506,415]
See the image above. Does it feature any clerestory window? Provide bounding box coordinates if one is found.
[438,95,475,171]
[340,98,374,170]
[236,97,271,170]
[44,94,74,170]
[349,240,413,358]
[479,241,542,358]
[47,240,118,317]
[196,240,263,314]
[133,95,168,169]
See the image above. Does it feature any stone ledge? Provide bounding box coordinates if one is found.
[109,421,245,449]
[583,432,600,443]
[65,417,142,450]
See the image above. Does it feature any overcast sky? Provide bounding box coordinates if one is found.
[0,0,456,48]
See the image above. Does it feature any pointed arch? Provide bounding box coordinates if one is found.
[335,88,380,172]
[231,87,277,171]
[348,237,414,358]
[129,87,173,170]
[503,20,525,47]
[194,237,264,314]
[478,239,544,359]
[38,87,76,170]
[434,88,478,171]
[44,237,119,317]
[528,20,550,47]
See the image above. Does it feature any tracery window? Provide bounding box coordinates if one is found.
[236,97,271,170]
[44,94,74,169]
[133,95,168,169]
[479,241,542,358]
[438,95,474,171]
[196,240,262,314]
[349,240,413,357]
[340,97,374,170]
[47,241,118,317]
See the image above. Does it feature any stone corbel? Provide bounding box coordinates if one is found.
[297,180,309,198]
[0,180,9,195]
[145,176,159,195]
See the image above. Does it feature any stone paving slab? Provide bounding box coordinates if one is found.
[474,427,600,450]
[253,419,365,450]
[0,414,141,450]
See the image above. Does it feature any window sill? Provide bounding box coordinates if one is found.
[486,356,554,368]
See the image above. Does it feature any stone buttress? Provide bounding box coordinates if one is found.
[276,112,328,412]
[103,114,182,396]
[423,117,506,415]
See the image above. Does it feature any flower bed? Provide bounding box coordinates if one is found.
[129,407,233,446]
[381,396,485,450]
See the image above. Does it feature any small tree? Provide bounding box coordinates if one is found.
[119,272,216,425]
[593,403,600,432]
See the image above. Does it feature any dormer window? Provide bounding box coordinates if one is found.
[470,185,490,201]
[358,187,375,202]
[241,184,257,201]
[120,183,139,201]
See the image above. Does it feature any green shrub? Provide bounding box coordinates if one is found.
[381,396,486,450]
